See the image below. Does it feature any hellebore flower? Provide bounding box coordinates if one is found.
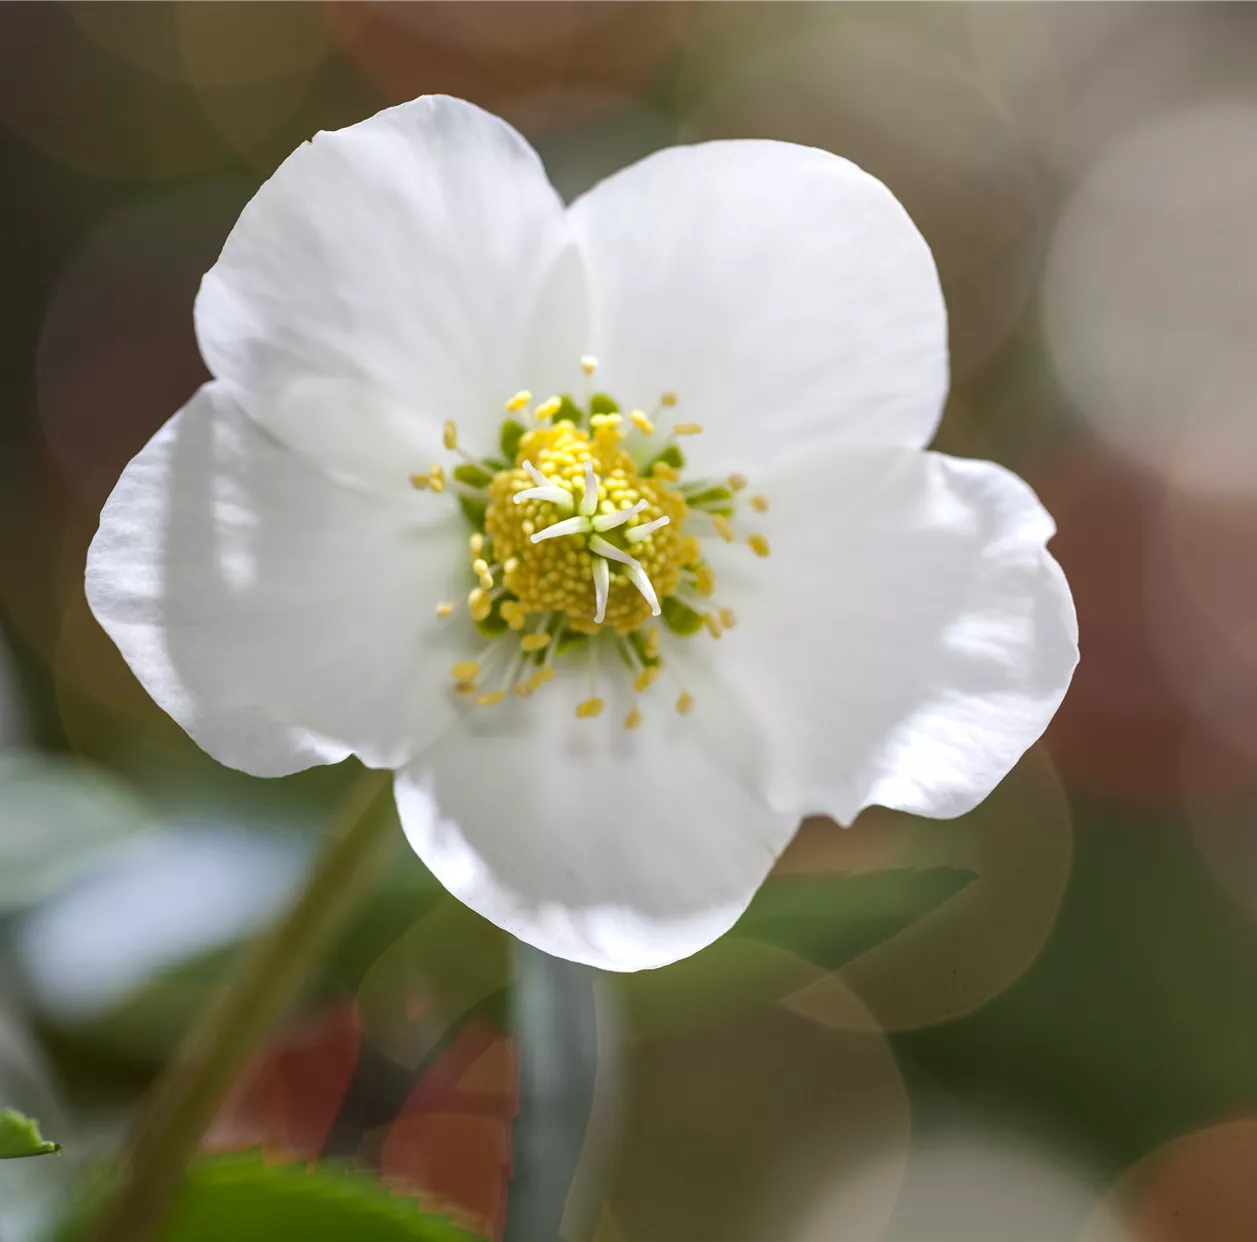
[86,96,1077,971]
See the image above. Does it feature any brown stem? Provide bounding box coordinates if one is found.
[86,767,395,1242]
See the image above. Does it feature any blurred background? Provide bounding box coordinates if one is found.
[3,2,1257,1239]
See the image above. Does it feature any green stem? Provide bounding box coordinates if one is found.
[86,767,395,1242]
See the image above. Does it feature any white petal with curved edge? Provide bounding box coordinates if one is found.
[394,644,797,972]
[195,95,586,476]
[704,446,1077,824]
[86,383,472,778]
[568,140,948,475]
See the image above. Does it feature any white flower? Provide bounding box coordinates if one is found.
[85,96,1078,973]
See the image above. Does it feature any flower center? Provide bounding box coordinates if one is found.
[410,358,770,726]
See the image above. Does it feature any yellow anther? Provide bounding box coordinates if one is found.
[428,465,446,493]
[694,563,716,596]
[530,666,556,690]
[569,618,602,635]
[675,691,694,715]
[660,391,678,407]
[469,532,485,557]
[748,533,771,558]
[703,612,723,639]
[719,607,737,629]
[505,390,532,413]
[454,681,477,697]
[468,588,491,622]
[643,627,661,659]
[534,396,562,422]
[712,514,735,542]
[728,473,748,492]
[576,696,605,718]
[409,473,430,490]
[580,355,598,376]
[435,601,455,619]
[652,460,679,481]
[519,633,551,653]
[513,681,533,699]
[590,412,623,430]
[633,665,660,693]
[750,494,769,513]
[673,423,703,436]
[472,558,489,577]
[630,410,655,435]
[479,572,494,590]
[443,420,458,451]
[450,660,480,682]
[504,556,519,574]
[476,690,506,707]
[624,707,643,730]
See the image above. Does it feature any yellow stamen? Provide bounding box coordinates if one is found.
[505,390,532,413]
[624,707,643,730]
[748,533,771,558]
[469,533,485,557]
[719,607,737,629]
[468,588,491,622]
[519,633,551,652]
[472,558,489,577]
[476,690,506,707]
[660,391,678,407]
[590,412,623,430]
[428,465,446,493]
[409,473,430,490]
[750,494,769,513]
[703,612,723,639]
[652,461,679,481]
[443,420,458,451]
[694,564,716,596]
[643,626,661,659]
[479,572,494,590]
[503,556,519,574]
[712,514,735,542]
[534,396,561,423]
[435,601,455,619]
[529,666,556,690]
[633,665,660,693]
[450,660,480,682]
[675,691,694,715]
[513,681,532,698]
[454,681,476,697]
[728,473,748,492]
[576,696,604,718]
[630,409,655,435]
[673,423,703,436]
[580,355,598,376]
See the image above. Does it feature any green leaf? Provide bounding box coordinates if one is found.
[452,463,492,489]
[737,867,976,971]
[498,417,525,462]
[660,596,704,636]
[589,392,620,416]
[0,1108,61,1158]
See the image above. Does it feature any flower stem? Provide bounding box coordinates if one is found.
[86,767,395,1242]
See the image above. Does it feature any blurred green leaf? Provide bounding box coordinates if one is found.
[0,1109,61,1159]
[156,1157,473,1242]
[0,753,153,913]
[623,867,975,1035]
[738,867,976,970]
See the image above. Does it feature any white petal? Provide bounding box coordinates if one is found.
[195,95,586,470]
[568,140,948,474]
[706,446,1078,823]
[86,384,471,778]
[393,646,797,972]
